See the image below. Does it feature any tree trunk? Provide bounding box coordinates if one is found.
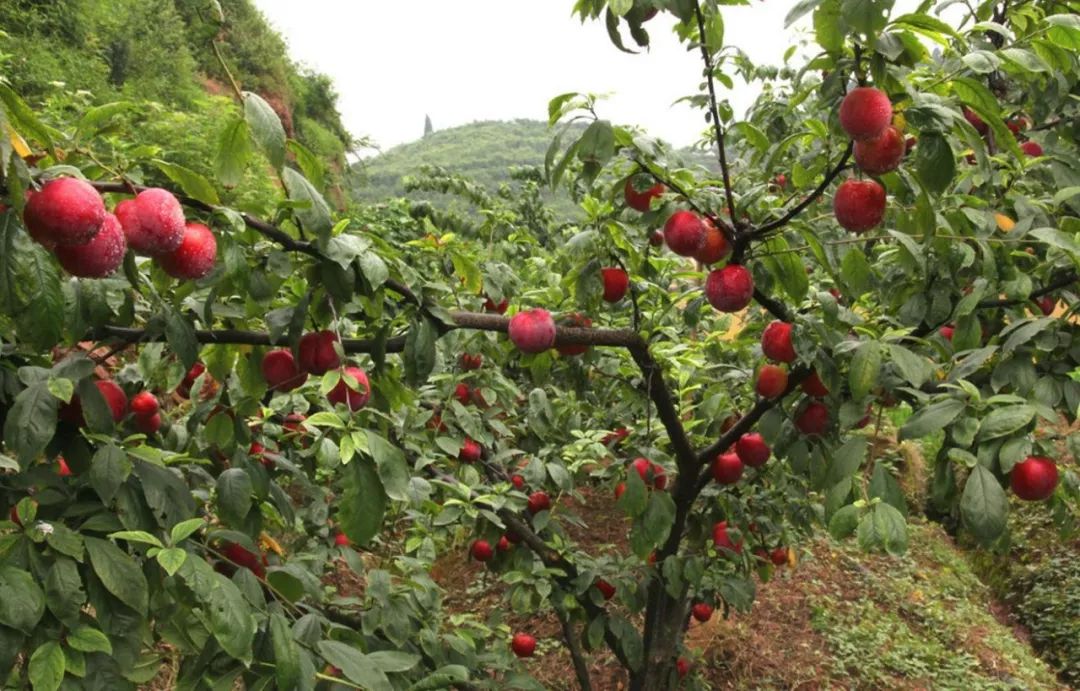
[629,580,687,691]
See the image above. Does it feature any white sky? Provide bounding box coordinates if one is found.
[252,1,936,155]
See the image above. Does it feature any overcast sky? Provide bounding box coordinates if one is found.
[251,1,938,155]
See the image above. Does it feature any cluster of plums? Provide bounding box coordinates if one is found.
[21,177,216,280]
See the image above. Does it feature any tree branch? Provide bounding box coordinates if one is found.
[976,270,1078,308]
[553,601,594,691]
[84,180,420,305]
[692,2,739,229]
[752,288,794,322]
[695,368,809,468]
[752,142,853,238]
[625,338,698,472]
[423,464,633,671]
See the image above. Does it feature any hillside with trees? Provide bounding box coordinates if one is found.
[350,119,717,218]
[0,0,355,203]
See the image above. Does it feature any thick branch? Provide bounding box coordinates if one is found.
[89,325,405,353]
[752,142,853,238]
[753,288,794,322]
[696,368,808,466]
[625,338,698,472]
[553,601,594,691]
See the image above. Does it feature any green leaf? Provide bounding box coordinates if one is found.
[367,432,410,502]
[869,462,908,516]
[729,122,769,152]
[215,117,252,188]
[849,341,882,401]
[0,84,61,148]
[282,167,333,245]
[206,571,256,661]
[243,91,286,170]
[914,132,955,195]
[887,344,932,387]
[840,0,893,35]
[813,0,844,53]
[951,77,1001,117]
[761,236,809,302]
[367,651,421,673]
[630,491,675,558]
[890,12,962,40]
[84,537,148,615]
[840,247,872,297]
[77,101,137,138]
[155,547,187,577]
[170,518,206,545]
[1001,316,1054,354]
[46,377,73,403]
[75,377,113,434]
[358,251,389,289]
[270,613,300,691]
[404,316,438,387]
[717,576,756,613]
[857,503,908,555]
[976,404,1036,441]
[108,531,163,549]
[899,399,966,440]
[177,557,254,660]
[317,641,392,691]
[164,309,199,370]
[3,382,58,464]
[67,626,112,655]
[11,242,64,351]
[828,504,861,539]
[134,460,197,531]
[999,48,1047,73]
[44,558,85,624]
[1046,14,1080,50]
[785,0,825,27]
[338,460,386,547]
[960,465,1008,544]
[826,437,868,486]
[1029,227,1080,258]
[28,641,64,691]
[216,468,254,527]
[0,566,46,633]
[151,160,219,206]
[576,120,615,167]
[287,139,325,190]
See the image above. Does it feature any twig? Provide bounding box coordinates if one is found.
[752,142,853,239]
[692,2,739,229]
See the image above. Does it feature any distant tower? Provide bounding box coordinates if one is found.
[424,114,433,138]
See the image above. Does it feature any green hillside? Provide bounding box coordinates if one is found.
[349,119,718,216]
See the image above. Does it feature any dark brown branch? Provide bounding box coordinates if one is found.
[696,368,809,468]
[553,601,594,691]
[752,142,853,238]
[976,270,1078,308]
[753,288,794,322]
[424,464,633,671]
[692,2,739,229]
[90,325,406,353]
[625,338,698,472]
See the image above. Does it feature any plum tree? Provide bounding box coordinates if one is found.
[0,0,1078,690]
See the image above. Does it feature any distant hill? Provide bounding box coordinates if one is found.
[348,119,718,216]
